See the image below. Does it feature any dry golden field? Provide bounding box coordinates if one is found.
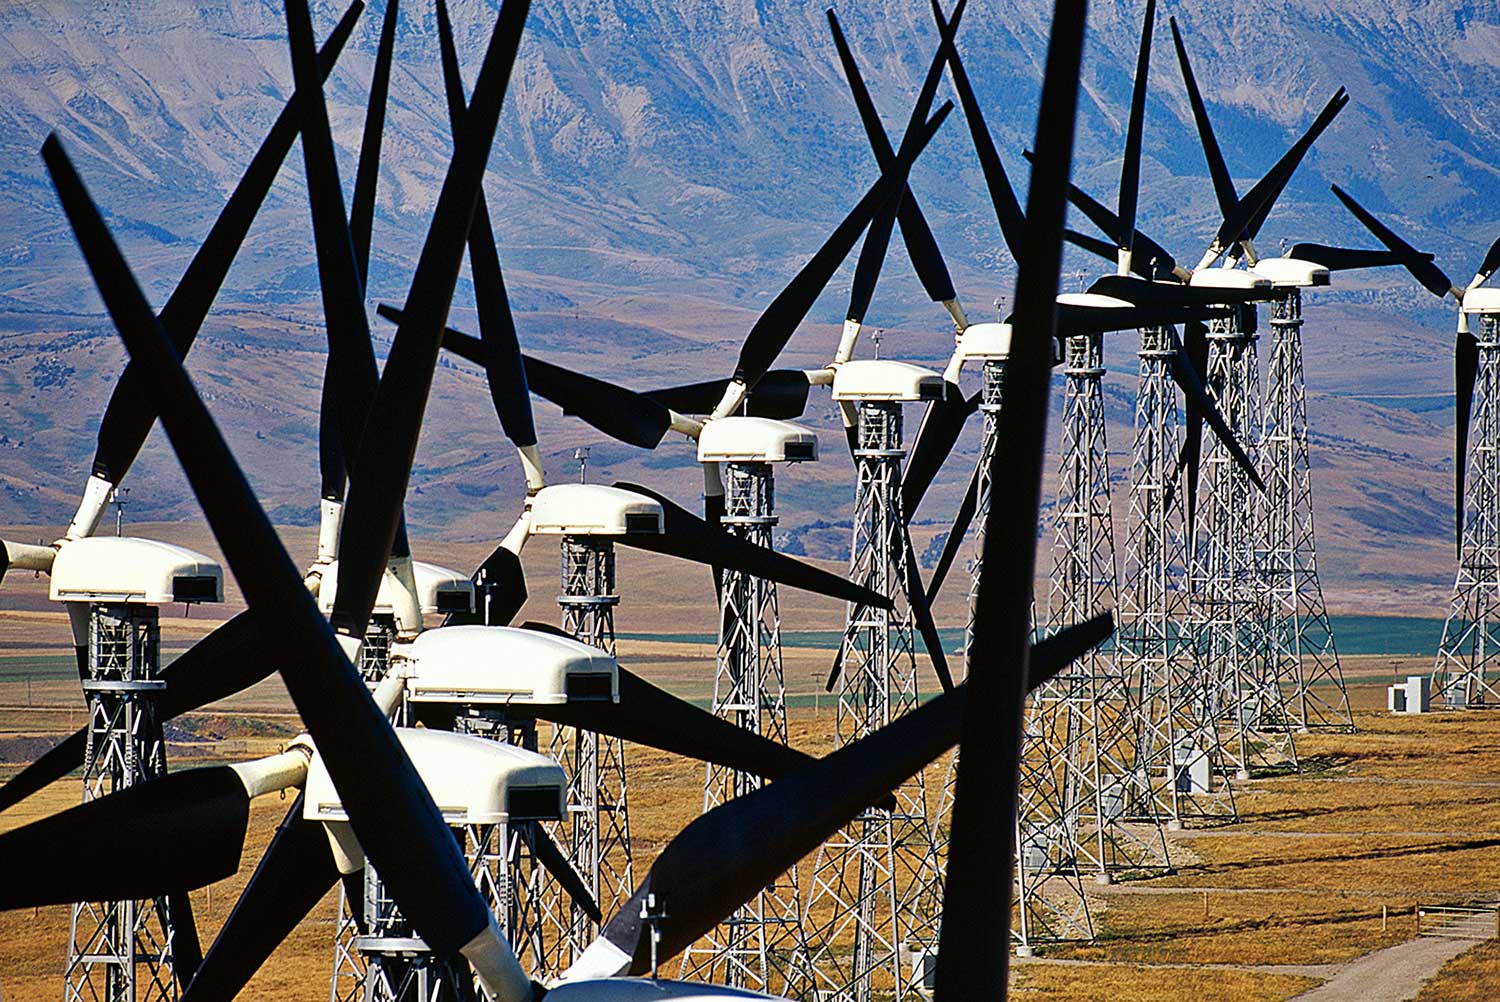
[2,525,1499,1000]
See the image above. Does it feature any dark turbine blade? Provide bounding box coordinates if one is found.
[936,0,1086,995]
[902,389,981,521]
[0,611,264,817]
[436,0,538,449]
[1170,16,1238,223]
[827,4,961,306]
[1117,0,1156,256]
[180,794,340,1002]
[348,0,399,284]
[644,370,812,420]
[1457,330,1479,553]
[0,767,249,908]
[612,483,892,609]
[329,0,529,647]
[1234,88,1348,244]
[732,102,952,390]
[1331,185,1454,298]
[934,0,1025,260]
[837,2,962,326]
[926,457,981,605]
[1167,326,1263,490]
[1285,243,1408,272]
[89,1,363,487]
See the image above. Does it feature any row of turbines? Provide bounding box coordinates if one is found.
[0,1,1495,1001]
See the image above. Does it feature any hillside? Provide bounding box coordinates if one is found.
[0,0,1493,614]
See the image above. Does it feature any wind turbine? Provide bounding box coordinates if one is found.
[0,7,1094,1002]
[1329,185,1500,709]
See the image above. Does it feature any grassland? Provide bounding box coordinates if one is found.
[2,535,1499,999]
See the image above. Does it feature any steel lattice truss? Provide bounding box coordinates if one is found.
[804,401,943,1002]
[1118,327,1237,827]
[1191,312,1297,776]
[935,361,1006,839]
[1261,291,1354,731]
[548,538,635,968]
[66,605,181,1002]
[1034,332,1169,891]
[679,461,811,994]
[1434,316,1500,707]
[346,863,473,1002]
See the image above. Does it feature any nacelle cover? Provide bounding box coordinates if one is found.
[316,560,474,616]
[831,359,946,402]
[954,321,1012,362]
[1253,258,1331,288]
[1188,267,1273,292]
[304,727,566,825]
[696,416,818,464]
[49,536,223,605]
[1463,287,1500,315]
[399,625,620,706]
[529,484,664,537]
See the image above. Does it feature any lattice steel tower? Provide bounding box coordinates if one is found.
[1034,324,1169,889]
[526,483,655,970]
[679,418,816,994]
[1118,325,1237,826]
[67,605,182,1002]
[1259,270,1354,731]
[56,538,221,1002]
[803,361,946,1002]
[1188,280,1297,775]
[1434,301,1500,707]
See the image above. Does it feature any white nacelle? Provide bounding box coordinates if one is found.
[943,321,1013,381]
[529,484,664,537]
[399,625,619,706]
[1188,267,1273,292]
[956,321,1012,361]
[49,536,223,605]
[831,359,946,402]
[316,560,473,617]
[1252,257,1330,288]
[304,727,567,828]
[548,979,784,1002]
[696,416,818,464]
[1056,292,1133,309]
[1463,286,1500,315]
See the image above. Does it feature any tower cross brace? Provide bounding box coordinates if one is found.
[678,460,810,994]
[803,399,944,1002]
[1118,325,1237,827]
[1434,312,1500,707]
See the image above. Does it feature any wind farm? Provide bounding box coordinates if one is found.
[0,2,1498,1002]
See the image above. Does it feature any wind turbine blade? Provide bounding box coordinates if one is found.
[1117,0,1156,257]
[827,5,961,307]
[1170,16,1238,222]
[348,0,399,284]
[180,794,338,1002]
[612,482,893,609]
[731,103,952,390]
[933,0,1025,260]
[1330,185,1454,297]
[0,767,251,908]
[435,0,538,450]
[90,1,364,487]
[935,0,1086,994]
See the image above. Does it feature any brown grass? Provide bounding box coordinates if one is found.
[1417,939,1500,1002]
[3,529,1499,999]
[1012,964,1319,1002]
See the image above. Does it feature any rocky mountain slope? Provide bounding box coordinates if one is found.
[0,0,1494,612]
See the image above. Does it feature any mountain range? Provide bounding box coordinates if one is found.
[0,0,1495,615]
